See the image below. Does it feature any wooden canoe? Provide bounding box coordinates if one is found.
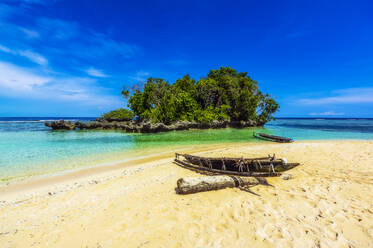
[253,132,293,143]
[174,153,299,177]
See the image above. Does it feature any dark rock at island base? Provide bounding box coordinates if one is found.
[45,120,75,130]
[140,122,152,133]
[44,119,262,133]
[153,123,170,133]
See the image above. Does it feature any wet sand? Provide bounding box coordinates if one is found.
[0,140,372,247]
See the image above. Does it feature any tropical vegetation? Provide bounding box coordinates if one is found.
[103,67,279,125]
[101,108,135,121]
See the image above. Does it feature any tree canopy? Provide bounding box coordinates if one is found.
[121,67,279,125]
[101,108,135,121]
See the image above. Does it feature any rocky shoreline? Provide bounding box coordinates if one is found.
[44,119,263,133]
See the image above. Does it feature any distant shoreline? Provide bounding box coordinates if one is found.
[275,117,373,120]
[1,117,373,121]
[44,119,264,133]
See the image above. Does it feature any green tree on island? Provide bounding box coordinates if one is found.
[103,67,279,125]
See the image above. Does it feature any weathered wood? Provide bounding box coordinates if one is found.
[174,153,299,176]
[253,132,293,143]
[174,159,281,177]
[175,176,261,194]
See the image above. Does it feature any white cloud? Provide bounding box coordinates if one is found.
[21,0,47,4]
[5,0,51,6]
[0,61,50,91]
[0,11,139,71]
[72,30,139,60]
[0,6,135,112]
[32,17,138,59]
[85,68,108,78]
[298,87,373,105]
[18,50,48,65]
[18,27,40,38]
[129,71,149,81]
[0,44,48,65]
[309,111,345,116]
[0,44,12,53]
[36,17,78,40]
[0,61,121,107]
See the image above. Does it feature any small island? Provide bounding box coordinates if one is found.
[46,67,279,132]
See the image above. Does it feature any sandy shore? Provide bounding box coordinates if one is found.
[0,140,372,247]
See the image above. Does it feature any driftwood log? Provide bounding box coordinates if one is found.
[175,176,262,194]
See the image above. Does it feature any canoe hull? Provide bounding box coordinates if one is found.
[253,132,293,143]
[175,153,299,175]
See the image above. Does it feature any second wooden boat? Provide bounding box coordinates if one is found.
[253,132,293,143]
[174,153,300,177]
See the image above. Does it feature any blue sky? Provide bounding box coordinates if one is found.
[0,0,372,117]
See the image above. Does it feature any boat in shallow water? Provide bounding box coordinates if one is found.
[253,132,293,143]
[174,153,300,177]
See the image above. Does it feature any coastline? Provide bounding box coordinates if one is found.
[0,139,371,200]
[3,118,373,186]
[45,119,263,132]
[1,140,373,247]
[0,143,229,200]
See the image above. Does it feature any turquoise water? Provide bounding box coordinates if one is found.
[1,118,373,183]
[265,118,373,140]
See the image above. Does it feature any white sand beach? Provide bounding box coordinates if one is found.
[0,140,372,247]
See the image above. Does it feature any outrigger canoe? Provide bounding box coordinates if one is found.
[174,153,299,177]
[253,132,293,143]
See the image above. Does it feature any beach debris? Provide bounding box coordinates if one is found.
[174,153,299,177]
[280,173,293,180]
[175,175,263,194]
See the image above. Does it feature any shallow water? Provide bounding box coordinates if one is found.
[1,117,373,183]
